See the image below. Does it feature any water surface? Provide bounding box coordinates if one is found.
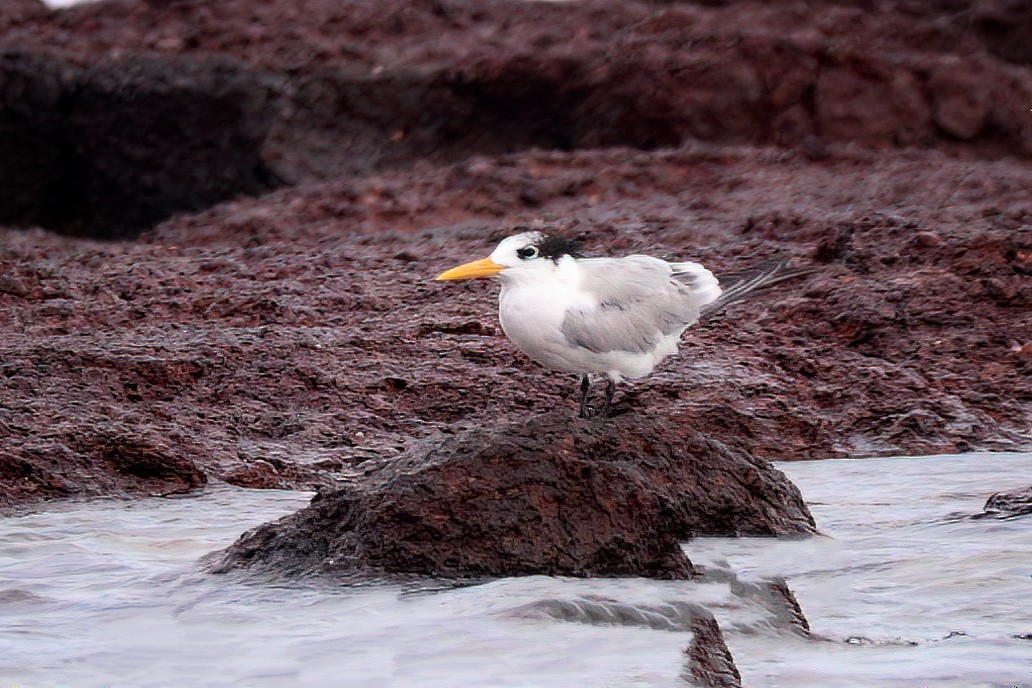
[1,453,1030,687]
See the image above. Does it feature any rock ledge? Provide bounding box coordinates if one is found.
[208,411,815,580]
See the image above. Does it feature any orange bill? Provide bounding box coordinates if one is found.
[436,258,506,281]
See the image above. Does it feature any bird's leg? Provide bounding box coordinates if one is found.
[601,379,616,418]
[578,374,592,418]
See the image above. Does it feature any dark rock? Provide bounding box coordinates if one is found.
[0,0,45,29]
[207,412,815,580]
[2,0,1031,240]
[698,565,811,638]
[974,0,1032,64]
[518,597,715,632]
[0,422,206,509]
[683,614,743,688]
[1,0,1031,512]
[972,486,1032,519]
[929,64,991,140]
[0,52,279,238]
[512,563,812,642]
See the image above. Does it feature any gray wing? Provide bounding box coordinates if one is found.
[560,256,702,354]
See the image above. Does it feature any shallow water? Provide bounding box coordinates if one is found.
[691,453,1032,688]
[1,453,1030,687]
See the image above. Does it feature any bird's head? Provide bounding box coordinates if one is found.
[436,231,583,281]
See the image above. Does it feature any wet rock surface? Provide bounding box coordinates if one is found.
[0,0,45,30]
[2,5,1026,684]
[973,486,1032,520]
[2,146,1028,511]
[0,0,1029,512]
[0,51,279,237]
[3,0,1032,236]
[684,615,743,688]
[207,412,814,580]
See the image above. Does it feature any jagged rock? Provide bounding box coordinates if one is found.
[973,486,1032,520]
[0,52,278,238]
[4,0,1032,238]
[1,0,1031,512]
[0,423,206,506]
[207,412,815,580]
[683,615,743,688]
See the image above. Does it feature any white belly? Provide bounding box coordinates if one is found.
[498,283,670,381]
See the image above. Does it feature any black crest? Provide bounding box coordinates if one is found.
[536,235,584,261]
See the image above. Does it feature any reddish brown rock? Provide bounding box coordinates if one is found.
[0,422,206,507]
[930,62,992,140]
[684,615,743,688]
[0,0,45,29]
[0,51,278,238]
[0,0,1030,512]
[206,412,815,580]
[3,0,1032,238]
[1,145,1030,511]
[973,0,1032,64]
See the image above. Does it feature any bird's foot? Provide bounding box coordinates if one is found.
[578,404,606,419]
[577,378,616,419]
[577,374,593,418]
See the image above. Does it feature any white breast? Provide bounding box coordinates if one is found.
[496,259,669,381]
[498,279,583,372]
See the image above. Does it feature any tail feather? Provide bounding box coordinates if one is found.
[702,260,814,316]
[670,261,722,308]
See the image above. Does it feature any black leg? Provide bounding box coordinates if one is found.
[578,374,591,418]
[601,379,616,418]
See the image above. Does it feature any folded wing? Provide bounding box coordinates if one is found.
[560,256,721,354]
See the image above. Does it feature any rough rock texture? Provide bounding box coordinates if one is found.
[2,146,1028,511]
[0,0,45,30]
[207,412,814,579]
[0,422,207,502]
[0,51,279,237]
[0,0,1030,510]
[973,486,1032,519]
[683,615,743,688]
[512,565,811,635]
[2,0,1031,236]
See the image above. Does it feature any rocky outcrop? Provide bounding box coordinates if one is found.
[0,0,45,30]
[973,487,1032,520]
[207,412,815,580]
[0,51,279,238]
[0,422,206,505]
[2,0,1031,237]
[684,615,743,688]
[0,0,1029,511]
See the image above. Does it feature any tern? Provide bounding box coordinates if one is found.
[437,231,803,418]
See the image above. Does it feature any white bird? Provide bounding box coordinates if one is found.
[437,231,799,417]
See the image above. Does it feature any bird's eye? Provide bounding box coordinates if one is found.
[517,246,538,259]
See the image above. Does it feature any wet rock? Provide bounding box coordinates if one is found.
[683,615,743,688]
[513,563,812,652]
[972,487,1032,520]
[814,64,929,149]
[518,597,715,633]
[0,51,278,238]
[207,412,815,580]
[1,146,1030,511]
[929,63,991,140]
[697,566,811,638]
[0,422,206,510]
[974,0,1032,64]
[1,0,1031,512]
[1,0,1030,240]
[0,0,45,29]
